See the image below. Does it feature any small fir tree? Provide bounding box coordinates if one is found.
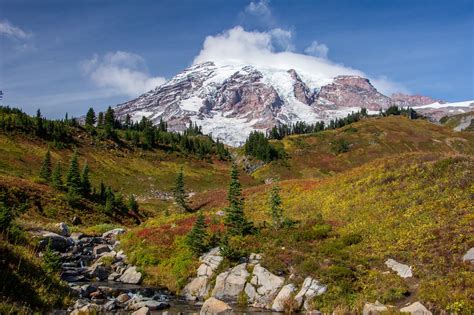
[66,151,82,194]
[173,167,189,211]
[185,212,208,255]
[224,163,253,236]
[81,162,91,195]
[128,195,139,213]
[85,107,96,126]
[268,184,284,229]
[97,112,104,127]
[39,149,52,182]
[42,241,61,273]
[51,162,63,189]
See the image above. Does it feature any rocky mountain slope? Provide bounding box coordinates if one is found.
[113,61,474,146]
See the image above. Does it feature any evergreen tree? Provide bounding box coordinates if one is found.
[268,184,284,229]
[97,112,104,127]
[39,149,52,182]
[224,163,253,236]
[42,240,61,273]
[128,195,139,213]
[35,109,44,136]
[81,162,91,195]
[0,202,12,231]
[99,181,106,201]
[173,167,189,211]
[85,107,96,126]
[185,212,208,255]
[104,106,115,128]
[51,162,63,189]
[104,195,114,214]
[66,151,82,194]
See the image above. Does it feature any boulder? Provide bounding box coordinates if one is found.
[71,303,101,315]
[70,232,84,242]
[183,248,223,301]
[108,272,121,281]
[200,297,232,315]
[116,293,131,303]
[400,302,432,315]
[56,222,70,237]
[294,277,327,311]
[93,244,111,256]
[385,258,412,278]
[212,263,249,301]
[39,232,69,252]
[245,264,284,308]
[363,301,388,315]
[462,247,474,263]
[132,307,150,315]
[102,228,125,239]
[87,263,110,281]
[271,283,297,312]
[248,253,262,265]
[119,266,142,284]
[129,300,170,311]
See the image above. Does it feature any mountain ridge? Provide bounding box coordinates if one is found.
[113,61,474,146]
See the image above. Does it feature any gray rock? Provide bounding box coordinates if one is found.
[80,284,97,298]
[103,299,117,311]
[462,247,474,263]
[119,266,142,284]
[129,300,170,311]
[132,307,150,315]
[116,293,131,303]
[56,222,70,237]
[200,297,232,315]
[212,263,249,301]
[294,277,327,311]
[93,244,111,256]
[69,232,84,242]
[39,232,69,252]
[271,283,297,312]
[183,247,223,301]
[245,264,284,308]
[108,272,121,281]
[248,253,262,265]
[363,301,388,315]
[400,302,432,315]
[87,263,110,281]
[102,228,125,239]
[385,258,413,278]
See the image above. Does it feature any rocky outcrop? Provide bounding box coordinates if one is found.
[400,301,432,315]
[245,264,284,308]
[391,93,439,107]
[294,277,327,311]
[271,283,297,312]
[37,231,70,252]
[212,263,249,301]
[462,247,474,263]
[363,301,389,315]
[288,69,314,105]
[315,75,392,110]
[385,258,412,278]
[56,222,70,237]
[200,297,233,315]
[183,247,223,301]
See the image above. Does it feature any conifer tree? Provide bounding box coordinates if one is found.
[99,181,106,200]
[104,195,114,214]
[85,107,96,126]
[224,163,253,235]
[97,112,104,127]
[185,212,208,255]
[104,106,115,128]
[128,195,139,213]
[66,151,82,194]
[81,162,91,195]
[51,162,63,189]
[173,167,189,211]
[40,149,52,182]
[268,184,284,229]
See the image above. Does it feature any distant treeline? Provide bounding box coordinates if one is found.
[244,106,419,162]
[0,106,230,160]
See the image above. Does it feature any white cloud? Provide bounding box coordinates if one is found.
[269,28,294,51]
[241,0,275,28]
[81,51,166,97]
[304,40,329,59]
[0,20,32,40]
[193,26,407,95]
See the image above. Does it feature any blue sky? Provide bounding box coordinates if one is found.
[0,0,473,118]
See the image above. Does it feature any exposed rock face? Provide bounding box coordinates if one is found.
[245,264,284,308]
[56,222,70,237]
[183,248,223,301]
[212,263,249,301]
[391,93,439,107]
[363,301,389,315]
[385,258,412,278]
[271,283,297,312]
[400,301,432,315]
[102,228,125,239]
[315,75,392,110]
[200,297,233,315]
[294,277,327,311]
[37,231,70,252]
[114,61,462,146]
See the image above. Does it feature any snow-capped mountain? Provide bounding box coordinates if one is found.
[113,61,474,146]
